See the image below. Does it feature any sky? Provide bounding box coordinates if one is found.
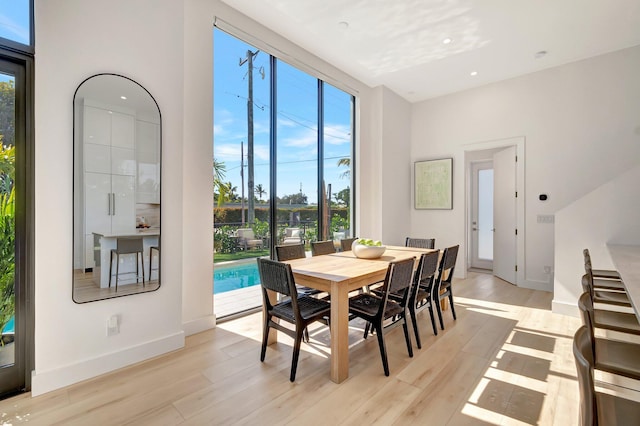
[0,0,30,46]
[213,29,353,205]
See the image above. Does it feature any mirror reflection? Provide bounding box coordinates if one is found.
[73,74,161,303]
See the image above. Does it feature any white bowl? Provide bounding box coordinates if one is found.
[352,243,386,259]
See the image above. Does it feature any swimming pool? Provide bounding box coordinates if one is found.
[213,260,261,294]
[1,316,14,334]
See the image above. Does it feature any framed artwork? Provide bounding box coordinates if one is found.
[414,158,453,209]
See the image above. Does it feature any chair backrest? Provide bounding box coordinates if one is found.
[577,292,597,356]
[573,326,596,426]
[257,258,295,296]
[340,237,357,252]
[405,237,435,249]
[275,244,306,261]
[416,251,440,290]
[378,257,415,315]
[285,228,301,238]
[116,237,143,254]
[311,240,336,256]
[437,245,459,285]
[237,228,256,240]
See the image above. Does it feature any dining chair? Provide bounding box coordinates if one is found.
[408,251,440,348]
[340,237,357,252]
[583,248,625,291]
[311,240,336,256]
[434,245,459,330]
[573,326,640,425]
[577,292,640,381]
[405,237,435,249]
[109,237,145,291]
[348,257,415,376]
[257,258,331,382]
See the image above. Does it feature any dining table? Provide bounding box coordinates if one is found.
[278,245,437,383]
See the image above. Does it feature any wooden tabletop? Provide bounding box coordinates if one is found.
[607,244,640,322]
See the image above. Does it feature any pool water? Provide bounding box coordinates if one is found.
[214,261,261,294]
[1,316,14,334]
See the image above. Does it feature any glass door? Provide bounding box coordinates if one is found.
[0,59,26,398]
[470,161,494,270]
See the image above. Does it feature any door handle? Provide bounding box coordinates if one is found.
[472,227,477,231]
[112,193,116,215]
[108,193,112,215]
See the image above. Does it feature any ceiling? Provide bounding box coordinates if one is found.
[221,0,640,102]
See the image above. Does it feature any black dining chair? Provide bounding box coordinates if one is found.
[311,240,336,256]
[405,237,435,249]
[408,251,440,348]
[340,237,357,252]
[348,257,415,376]
[257,258,331,382]
[434,245,459,330]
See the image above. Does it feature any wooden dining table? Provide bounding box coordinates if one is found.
[278,245,437,383]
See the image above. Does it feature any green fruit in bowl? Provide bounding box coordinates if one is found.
[374,240,382,246]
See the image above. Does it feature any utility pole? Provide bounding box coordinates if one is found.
[239,49,259,224]
[240,141,245,225]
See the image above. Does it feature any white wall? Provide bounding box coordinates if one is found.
[554,165,640,316]
[411,45,640,290]
[34,0,187,395]
[33,0,378,395]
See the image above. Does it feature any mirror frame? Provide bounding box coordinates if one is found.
[72,73,161,303]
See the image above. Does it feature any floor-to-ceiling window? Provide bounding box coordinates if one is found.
[0,0,34,399]
[213,27,355,318]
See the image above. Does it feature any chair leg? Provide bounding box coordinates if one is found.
[115,253,120,292]
[363,322,371,339]
[436,296,445,330]
[449,292,456,320]
[290,328,304,382]
[374,323,389,376]
[409,306,422,349]
[140,252,145,286]
[402,316,413,358]
[303,327,310,343]
[109,252,114,288]
[427,304,438,336]
[260,316,270,362]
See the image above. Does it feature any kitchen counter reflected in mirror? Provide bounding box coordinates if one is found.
[73,74,161,303]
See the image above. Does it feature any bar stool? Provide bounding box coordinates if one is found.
[583,248,625,291]
[149,246,159,280]
[109,237,145,291]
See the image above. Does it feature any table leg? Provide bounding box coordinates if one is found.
[330,280,350,383]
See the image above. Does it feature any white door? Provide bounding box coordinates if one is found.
[493,146,517,284]
[470,161,493,270]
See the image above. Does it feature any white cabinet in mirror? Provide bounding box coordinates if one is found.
[73,74,161,303]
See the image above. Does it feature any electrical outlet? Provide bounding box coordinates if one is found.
[107,315,120,336]
[537,215,555,224]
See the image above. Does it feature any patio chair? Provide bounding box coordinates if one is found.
[348,257,415,376]
[237,228,263,250]
[282,227,303,245]
[257,258,331,382]
[311,240,336,256]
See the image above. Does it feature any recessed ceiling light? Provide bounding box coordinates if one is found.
[338,21,349,29]
[470,71,478,76]
[120,96,127,100]
[534,50,547,59]
[442,38,452,44]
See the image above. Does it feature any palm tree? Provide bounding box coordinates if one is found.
[213,158,228,207]
[254,183,266,201]
[224,181,238,201]
[337,157,351,179]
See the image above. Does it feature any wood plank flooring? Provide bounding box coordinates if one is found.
[1,272,587,425]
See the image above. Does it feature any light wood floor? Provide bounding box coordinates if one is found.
[1,272,586,425]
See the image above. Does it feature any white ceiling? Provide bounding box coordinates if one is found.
[221,0,640,102]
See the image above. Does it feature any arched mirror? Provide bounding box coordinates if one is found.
[73,74,161,303]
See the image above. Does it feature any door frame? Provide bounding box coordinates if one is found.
[464,137,525,286]
[0,48,34,398]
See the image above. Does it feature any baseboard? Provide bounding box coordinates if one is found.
[182,314,216,336]
[518,279,553,292]
[552,299,579,317]
[31,331,184,396]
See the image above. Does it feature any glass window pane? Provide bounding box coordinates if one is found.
[276,60,317,247]
[478,168,493,260]
[323,82,353,246]
[0,72,16,369]
[0,0,31,45]
[213,29,270,317]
